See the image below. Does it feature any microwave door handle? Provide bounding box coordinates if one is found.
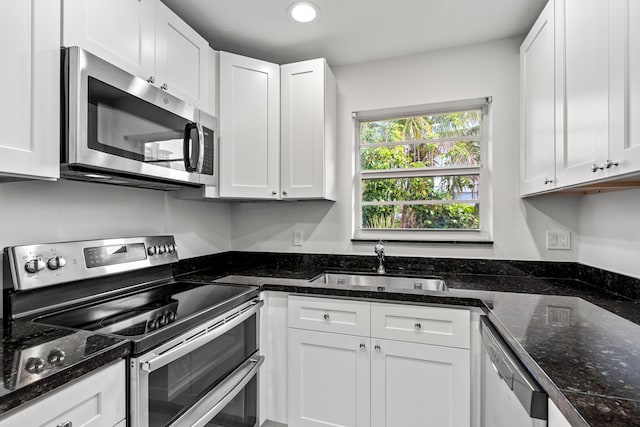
[140,299,264,372]
[183,122,198,172]
[171,354,264,427]
[196,122,205,173]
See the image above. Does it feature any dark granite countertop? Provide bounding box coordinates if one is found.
[182,266,640,427]
[0,320,129,417]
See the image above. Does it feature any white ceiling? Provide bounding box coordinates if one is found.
[161,0,548,66]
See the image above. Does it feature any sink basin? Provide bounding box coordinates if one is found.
[310,273,448,292]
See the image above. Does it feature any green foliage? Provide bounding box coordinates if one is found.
[360,111,481,230]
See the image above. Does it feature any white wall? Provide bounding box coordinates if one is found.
[578,189,640,278]
[231,37,580,261]
[0,179,232,282]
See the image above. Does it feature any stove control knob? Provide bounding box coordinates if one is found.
[147,246,157,256]
[158,245,166,254]
[26,357,45,374]
[157,315,167,327]
[166,312,176,322]
[167,244,174,253]
[148,320,158,331]
[47,349,66,366]
[47,256,66,270]
[25,259,46,274]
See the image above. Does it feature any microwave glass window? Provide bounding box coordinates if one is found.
[87,77,194,171]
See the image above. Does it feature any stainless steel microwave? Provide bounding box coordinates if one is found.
[61,46,216,190]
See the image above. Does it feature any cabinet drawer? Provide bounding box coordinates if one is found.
[0,360,126,427]
[289,295,370,336]
[371,303,470,349]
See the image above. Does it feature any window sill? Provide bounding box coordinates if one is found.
[351,238,494,245]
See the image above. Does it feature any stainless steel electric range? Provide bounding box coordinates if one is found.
[3,236,263,427]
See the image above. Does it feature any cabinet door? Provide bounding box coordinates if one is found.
[0,0,59,179]
[62,0,155,80]
[609,0,640,175]
[154,1,210,110]
[288,329,370,427]
[555,0,609,187]
[281,59,336,200]
[371,339,470,427]
[219,52,281,199]
[0,361,126,426]
[520,1,556,196]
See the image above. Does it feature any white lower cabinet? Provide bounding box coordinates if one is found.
[288,296,471,427]
[371,338,470,427]
[289,329,371,427]
[547,398,572,427]
[0,360,126,427]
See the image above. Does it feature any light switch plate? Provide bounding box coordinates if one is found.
[293,230,303,246]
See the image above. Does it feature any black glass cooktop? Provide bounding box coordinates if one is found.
[34,281,259,355]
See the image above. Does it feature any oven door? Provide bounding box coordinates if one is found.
[131,299,263,427]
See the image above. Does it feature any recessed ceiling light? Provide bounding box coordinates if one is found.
[289,2,318,23]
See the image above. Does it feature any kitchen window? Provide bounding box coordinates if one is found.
[353,97,492,242]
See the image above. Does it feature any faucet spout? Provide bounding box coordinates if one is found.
[374,240,385,274]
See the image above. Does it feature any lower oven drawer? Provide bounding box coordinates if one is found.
[131,299,263,427]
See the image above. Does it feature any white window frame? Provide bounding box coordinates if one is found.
[352,97,493,242]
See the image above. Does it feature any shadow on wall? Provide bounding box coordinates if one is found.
[520,194,580,259]
[230,200,335,251]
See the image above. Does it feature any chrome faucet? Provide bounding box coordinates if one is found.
[374,240,385,274]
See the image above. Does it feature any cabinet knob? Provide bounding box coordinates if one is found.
[544,178,553,184]
[414,322,422,329]
[605,159,619,169]
[282,191,288,196]
[271,191,277,195]
[160,83,168,90]
[374,344,381,351]
[591,163,604,173]
[360,343,366,350]
[323,314,330,321]
[147,76,155,83]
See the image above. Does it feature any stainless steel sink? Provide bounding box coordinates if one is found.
[310,273,448,292]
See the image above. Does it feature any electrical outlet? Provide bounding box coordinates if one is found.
[546,230,571,250]
[293,230,303,246]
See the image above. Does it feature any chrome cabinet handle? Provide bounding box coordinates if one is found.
[591,163,604,172]
[160,83,168,90]
[323,314,330,321]
[605,159,619,168]
[374,344,381,351]
[544,178,553,184]
[360,343,366,349]
[414,322,422,329]
[147,76,155,83]
[57,422,72,427]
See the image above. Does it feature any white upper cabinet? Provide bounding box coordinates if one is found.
[554,0,610,187]
[281,59,337,200]
[62,0,155,79]
[521,0,640,195]
[609,0,640,176]
[154,1,210,110]
[219,52,281,199]
[0,0,60,180]
[62,0,210,112]
[520,1,556,196]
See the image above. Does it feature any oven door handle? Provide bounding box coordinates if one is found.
[171,353,264,427]
[140,299,263,372]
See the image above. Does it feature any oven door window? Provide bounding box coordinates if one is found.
[87,77,194,171]
[148,314,258,427]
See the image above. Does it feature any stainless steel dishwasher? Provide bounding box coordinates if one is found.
[480,317,548,427]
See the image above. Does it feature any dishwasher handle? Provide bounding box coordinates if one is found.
[480,317,548,420]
